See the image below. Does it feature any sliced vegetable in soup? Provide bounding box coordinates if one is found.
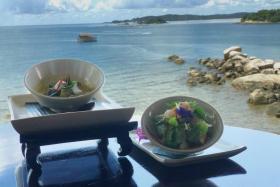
[38,76,92,97]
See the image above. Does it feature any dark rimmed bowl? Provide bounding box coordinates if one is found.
[141,96,223,154]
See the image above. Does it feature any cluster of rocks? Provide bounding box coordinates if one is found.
[223,46,279,76]
[167,55,185,64]
[199,46,279,79]
[187,46,280,118]
[248,88,280,105]
[187,68,225,86]
[231,74,280,118]
[266,102,280,118]
[232,73,280,104]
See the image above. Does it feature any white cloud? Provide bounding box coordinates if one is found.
[95,0,208,10]
[205,0,241,7]
[0,0,93,14]
[72,0,92,10]
[205,0,280,7]
[48,0,92,11]
[95,0,121,10]
[1,0,280,14]
[1,0,280,26]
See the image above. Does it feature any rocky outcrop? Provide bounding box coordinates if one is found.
[223,46,242,61]
[259,59,275,69]
[232,74,280,91]
[78,33,97,42]
[248,89,279,104]
[174,58,185,64]
[261,68,277,74]
[187,68,225,86]
[228,51,245,59]
[168,55,179,61]
[198,46,279,80]
[189,46,280,87]
[199,58,225,69]
[266,102,280,118]
[193,45,279,85]
[243,60,260,74]
[186,46,280,118]
[233,74,280,106]
[167,55,185,64]
[274,62,280,70]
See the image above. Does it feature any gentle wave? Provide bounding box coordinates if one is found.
[141,32,152,35]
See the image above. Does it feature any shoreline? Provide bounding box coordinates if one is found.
[112,18,241,26]
[239,20,278,24]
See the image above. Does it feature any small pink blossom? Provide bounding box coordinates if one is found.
[136,128,147,142]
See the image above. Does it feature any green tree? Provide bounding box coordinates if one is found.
[241,9,280,23]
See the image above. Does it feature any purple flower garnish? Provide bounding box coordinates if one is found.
[136,128,147,142]
[176,107,192,118]
[176,107,193,122]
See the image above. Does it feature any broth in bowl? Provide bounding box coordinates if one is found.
[24,59,104,111]
[37,76,93,98]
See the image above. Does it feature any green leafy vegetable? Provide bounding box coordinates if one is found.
[168,117,178,127]
[163,126,181,148]
[166,101,178,108]
[189,101,197,108]
[189,100,206,120]
[193,106,206,120]
[156,125,166,138]
[187,119,209,145]
[153,99,211,149]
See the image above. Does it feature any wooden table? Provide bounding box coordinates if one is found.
[0,123,280,187]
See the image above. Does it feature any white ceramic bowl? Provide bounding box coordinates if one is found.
[141,96,223,155]
[24,59,104,112]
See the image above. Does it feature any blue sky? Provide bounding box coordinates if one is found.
[0,0,280,26]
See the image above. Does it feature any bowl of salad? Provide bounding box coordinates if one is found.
[141,96,223,154]
[24,59,104,112]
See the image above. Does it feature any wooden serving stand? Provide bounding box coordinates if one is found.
[19,121,137,187]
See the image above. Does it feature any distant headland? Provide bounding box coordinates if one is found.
[241,9,280,24]
[111,9,280,25]
[111,12,249,25]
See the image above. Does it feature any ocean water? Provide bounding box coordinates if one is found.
[0,21,279,133]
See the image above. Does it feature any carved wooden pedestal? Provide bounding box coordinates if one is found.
[19,121,137,187]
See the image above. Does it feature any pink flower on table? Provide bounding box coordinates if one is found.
[136,128,147,142]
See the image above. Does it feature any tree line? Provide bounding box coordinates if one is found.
[241,9,280,23]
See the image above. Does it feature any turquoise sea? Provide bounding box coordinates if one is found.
[0,20,279,133]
